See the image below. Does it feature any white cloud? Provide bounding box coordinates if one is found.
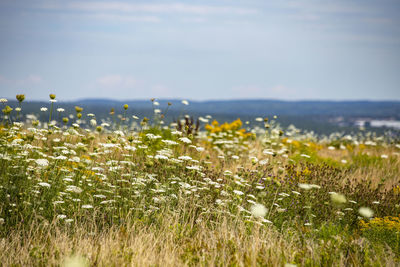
[96,74,137,88]
[26,74,43,84]
[45,2,258,16]
[0,74,43,85]
[86,13,160,23]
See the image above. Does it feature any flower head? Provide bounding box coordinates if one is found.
[359,207,374,218]
[251,203,268,218]
[16,94,25,102]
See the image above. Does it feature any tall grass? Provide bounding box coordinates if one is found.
[0,95,400,266]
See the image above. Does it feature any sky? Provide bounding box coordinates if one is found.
[0,0,400,101]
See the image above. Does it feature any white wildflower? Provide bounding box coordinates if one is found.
[179,137,192,144]
[36,158,49,167]
[358,207,374,218]
[250,203,268,218]
[38,182,51,188]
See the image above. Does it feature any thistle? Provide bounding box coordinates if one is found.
[48,93,56,125]
[16,94,25,121]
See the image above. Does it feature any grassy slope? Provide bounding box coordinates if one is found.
[1,116,400,266]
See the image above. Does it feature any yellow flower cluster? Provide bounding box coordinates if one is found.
[393,185,400,195]
[205,119,253,139]
[360,215,400,232]
[281,138,301,149]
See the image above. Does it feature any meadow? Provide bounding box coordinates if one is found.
[1,95,400,266]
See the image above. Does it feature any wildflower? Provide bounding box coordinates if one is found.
[298,183,312,190]
[16,94,25,102]
[36,158,49,167]
[49,94,56,100]
[2,105,12,115]
[123,104,128,110]
[359,207,374,218]
[178,155,192,161]
[233,190,244,196]
[182,100,189,105]
[38,182,51,188]
[81,205,93,209]
[75,106,83,113]
[66,185,83,194]
[0,98,8,103]
[155,154,168,160]
[251,203,268,218]
[195,146,205,152]
[179,137,192,144]
[40,107,48,112]
[330,192,347,204]
[57,214,67,219]
[132,115,139,119]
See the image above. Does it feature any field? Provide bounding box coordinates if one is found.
[1,96,400,266]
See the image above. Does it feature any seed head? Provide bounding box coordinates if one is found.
[49,94,56,100]
[2,105,12,115]
[123,104,128,110]
[16,94,25,103]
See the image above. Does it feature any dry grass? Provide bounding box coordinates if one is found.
[2,212,397,267]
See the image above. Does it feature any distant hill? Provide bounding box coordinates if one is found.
[75,99,400,118]
[3,98,400,134]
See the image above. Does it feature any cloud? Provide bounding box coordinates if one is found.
[85,13,160,23]
[25,74,42,84]
[96,74,137,89]
[0,74,43,85]
[44,2,258,16]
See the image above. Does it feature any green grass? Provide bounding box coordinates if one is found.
[1,97,400,266]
